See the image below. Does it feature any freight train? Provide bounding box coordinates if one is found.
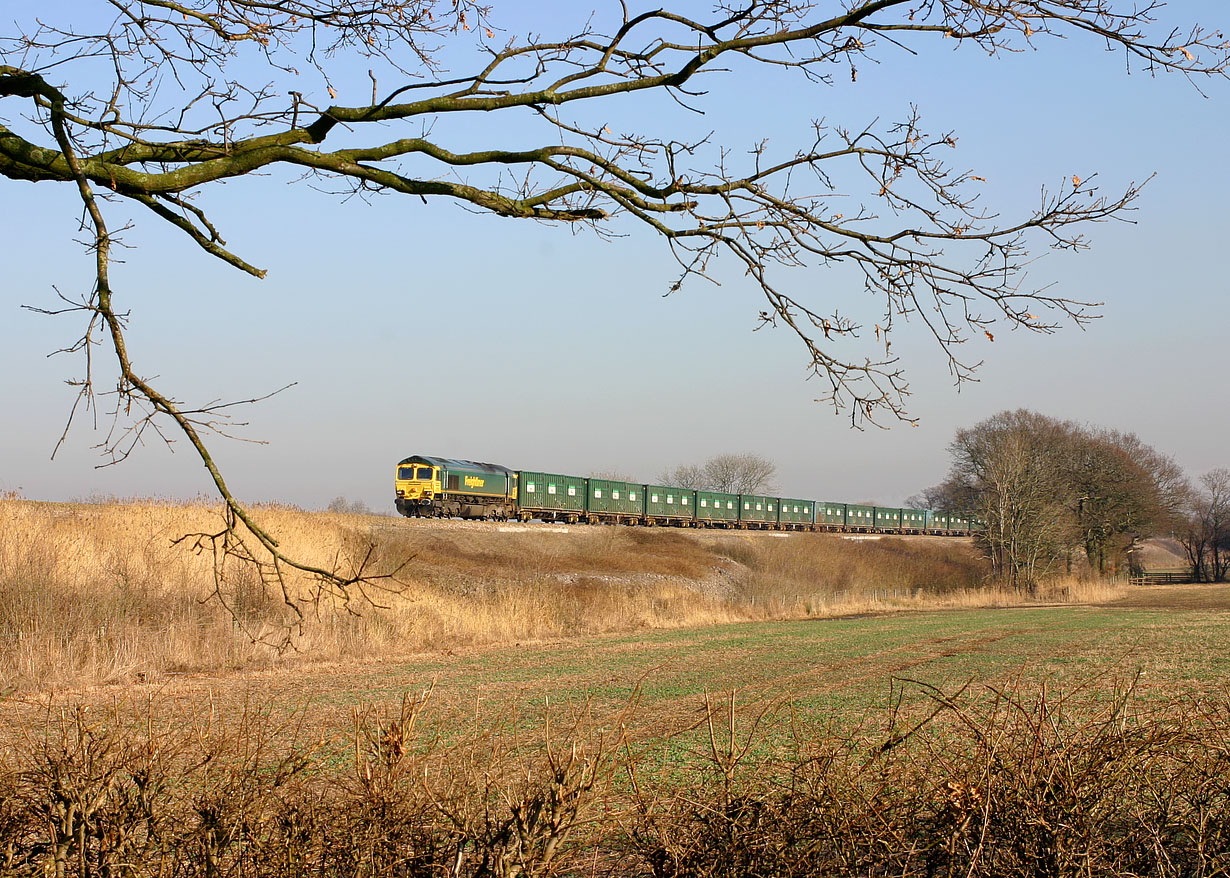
[394,455,975,535]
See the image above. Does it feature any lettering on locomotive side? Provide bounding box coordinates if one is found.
[464,476,486,488]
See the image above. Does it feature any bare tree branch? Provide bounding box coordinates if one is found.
[3,0,1227,626]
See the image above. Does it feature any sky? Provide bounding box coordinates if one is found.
[3,1,1229,512]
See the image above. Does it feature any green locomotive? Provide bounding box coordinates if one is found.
[394,455,516,519]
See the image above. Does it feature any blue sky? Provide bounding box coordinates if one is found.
[3,2,1228,510]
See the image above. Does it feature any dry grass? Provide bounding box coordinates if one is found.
[0,499,738,690]
[715,533,985,614]
[0,497,1111,692]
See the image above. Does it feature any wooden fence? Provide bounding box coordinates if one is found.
[1129,570,1194,586]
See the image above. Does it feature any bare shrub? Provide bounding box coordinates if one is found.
[1,682,1230,876]
[12,704,184,876]
[629,678,1230,878]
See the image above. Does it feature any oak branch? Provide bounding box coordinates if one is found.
[2,0,1226,624]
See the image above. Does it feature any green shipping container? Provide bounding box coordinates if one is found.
[739,494,777,525]
[846,504,875,530]
[817,502,847,528]
[696,491,739,523]
[874,507,902,531]
[517,471,586,513]
[587,479,644,518]
[644,485,695,521]
[926,510,950,532]
[778,498,814,526]
[901,509,928,532]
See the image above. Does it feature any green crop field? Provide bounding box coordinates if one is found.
[8,583,1225,745]
[275,584,1230,711]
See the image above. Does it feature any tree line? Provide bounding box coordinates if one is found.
[918,410,1228,590]
[644,419,1228,590]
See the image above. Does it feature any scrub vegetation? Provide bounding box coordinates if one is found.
[0,494,1118,693]
[2,656,1230,876]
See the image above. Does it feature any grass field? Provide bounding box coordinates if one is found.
[3,581,1228,876]
[6,583,1225,742]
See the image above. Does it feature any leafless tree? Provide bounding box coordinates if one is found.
[945,411,1076,591]
[942,412,1181,587]
[1179,468,1230,582]
[1177,506,1210,582]
[1065,429,1185,574]
[588,470,640,483]
[704,453,779,495]
[3,2,1227,608]
[905,482,970,513]
[660,453,777,494]
[658,464,710,492]
[1204,469,1230,582]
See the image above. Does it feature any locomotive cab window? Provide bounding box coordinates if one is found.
[417,467,433,480]
[398,466,415,480]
